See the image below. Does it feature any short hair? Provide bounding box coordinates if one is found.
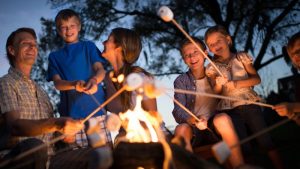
[179,37,206,57]
[287,32,300,54]
[6,27,37,67]
[55,9,81,29]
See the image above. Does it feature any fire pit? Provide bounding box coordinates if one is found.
[110,142,221,169]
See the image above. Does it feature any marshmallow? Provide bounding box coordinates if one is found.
[125,73,143,91]
[157,6,174,22]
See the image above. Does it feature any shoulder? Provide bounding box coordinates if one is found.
[174,72,189,84]
[236,51,253,64]
[81,40,97,47]
[0,75,15,91]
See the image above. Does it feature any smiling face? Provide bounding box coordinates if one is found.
[102,34,120,64]
[8,32,38,67]
[287,38,300,70]
[205,32,231,59]
[181,43,206,71]
[57,16,81,44]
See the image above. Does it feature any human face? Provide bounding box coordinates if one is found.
[8,32,38,67]
[102,35,119,63]
[58,16,80,44]
[182,43,205,71]
[288,39,300,70]
[206,32,231,58]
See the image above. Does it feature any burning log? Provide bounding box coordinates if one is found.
[110,142,221,169]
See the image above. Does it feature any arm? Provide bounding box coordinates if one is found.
[5,110,83,137]
[172,77,191,124]
[84,62,106,94]
[232,62,261,88]
[53,74,86,92]
[273,102,300,117]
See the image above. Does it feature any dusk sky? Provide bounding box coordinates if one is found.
[0,0,295,129]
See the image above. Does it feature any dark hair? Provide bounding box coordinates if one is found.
[179,37,206,57]
[110,27,150,110]
[6,27,37,67]
[55,9,81,29]
[287,32,300,53]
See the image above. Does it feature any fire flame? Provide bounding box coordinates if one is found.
[119,95,160,142]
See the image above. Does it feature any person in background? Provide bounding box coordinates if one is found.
[47,9,112,148]
[273,32,300,124]
[0,27,112,169]
[204,25,284,169]
[172,37,245,168]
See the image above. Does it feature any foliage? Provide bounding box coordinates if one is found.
[35,0,300,104]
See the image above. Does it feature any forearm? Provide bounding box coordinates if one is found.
[234,74,261,88]
[54,79,76,91]
[92,62,106,84]
[10,118,61,136]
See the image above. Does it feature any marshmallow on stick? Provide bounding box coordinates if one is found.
[157,6,224,77]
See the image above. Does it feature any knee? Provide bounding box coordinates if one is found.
[213,113,232,129]
[174,124,192,137]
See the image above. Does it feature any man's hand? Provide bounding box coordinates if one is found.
[56,118,84,136]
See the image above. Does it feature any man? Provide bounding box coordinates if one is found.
[274,32,300,124]
[0,28,111,169]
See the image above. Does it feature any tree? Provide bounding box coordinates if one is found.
[35,0,300,104]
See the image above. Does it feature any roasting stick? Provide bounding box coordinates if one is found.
[165,93,214,134]
[0,135,65,168]
[157,6,224,77]
[83,73,144,123]
[169,88,274,108]
[212,117,292,164]
[0,73,143,168]
[83,86,126,123]
[0,87,126,168]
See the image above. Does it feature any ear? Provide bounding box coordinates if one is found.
[78,24,81,32]
[7,45,15,56]
[225,35,232,46]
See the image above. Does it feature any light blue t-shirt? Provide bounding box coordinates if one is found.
[47,40,107,119]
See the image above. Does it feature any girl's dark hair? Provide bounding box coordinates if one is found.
[110,27,151,110]
[6,27,37,67]
[179,37,206,57]
[55,9,81,29]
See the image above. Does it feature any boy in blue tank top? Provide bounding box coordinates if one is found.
[47,9,112,147]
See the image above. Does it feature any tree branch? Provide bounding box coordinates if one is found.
[254,0,299,70]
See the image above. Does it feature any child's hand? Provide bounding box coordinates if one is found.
[75,80,86,92]
[216,76,228,86]
[225,81,236,90]
[84,78,98,94]
[186,117,197,126]
[273,103,293,117]
[195,118,208,130]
